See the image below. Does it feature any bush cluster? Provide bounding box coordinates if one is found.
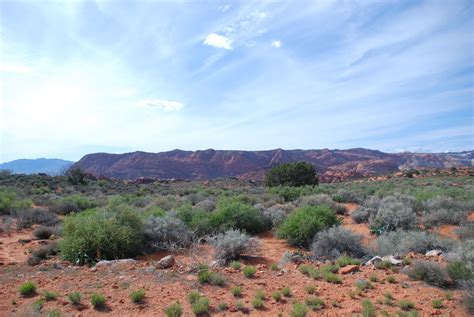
[143,215,193,251]
[210,229,260,264]
[312,226,367,259]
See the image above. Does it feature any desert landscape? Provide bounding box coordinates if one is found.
[0,167,472,316]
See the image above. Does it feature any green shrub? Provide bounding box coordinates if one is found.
[192,297,210,315]
[59,205,144,264]
[46,308,61,317]
[197,267,225,286]
[230,286,242,297]
[336,255,361,267]
[230,261,241,270]
[304,285,317,294]
[312,226,367,258]
[210,197,266,234]
[291,301,308,317]
[217,302,228,311]
[187,290,202,304]
[362,299,376,317]
[255,289,265,300]
[32,299,45,312]
[322,271,342,284]
[431,299,443,309]
[32,226,56,239]
[165,301,183,317]
[251,297,264,309]
[210,229,260,263]
[265,162,318,187]
[130,289,145,304]
[91,293,106,309]
[242,265,257,278]
[446,260,473,283]
[387,275,396,283]
[282,287,292,297]
[235,300,246,311]
[355,279,374,291]
[43,290,59,301]
[272,291,282,301]
[305,296,324,310]
[399,300,415,311]
[68,291,82,305]
[18,281,36,296]
[277,205,339,247]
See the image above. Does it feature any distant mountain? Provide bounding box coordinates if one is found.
[74,148,473,182]
[0,158,73,175]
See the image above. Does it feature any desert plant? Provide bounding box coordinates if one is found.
[282,287,292,297]
[362,299,376,317]
[192,296,210,315]
[235,300,246,312]
[305,296,324,310]
[455,222,474,240]
[91,293,106,309]
[446,260,473,284]
[230,260,241,270]
[68,291,82,305]
[373,230,453,256]
[277,205,339,247]
[217,302,228,311]
[252,297,264,309]
[399,300,415,311]
[322,271,342,284]
[291,301,308,317]
[351,206,376,224]
[130,289,145,304]
[165,301,183,317]
[230,286,242,297]
[242,265,257,278]
[336,255,361,267]
[265,162,318,187]
[210,229,260,264]
[431,299,443,309]
[60,205,144,264]
[387,275,396,283]
[312,226,367,259]
[65,168,87,185]
[355,279,374,291]
[46,309,61,317]
[43,290,59,301]
[144,215,193,251]
[33,226,56,239]
[404,261,450,288]
[272,291,282,301]
[305,285,317,294]
[19,281,37,296]
[13,208,59,229]
[369,195,417,234]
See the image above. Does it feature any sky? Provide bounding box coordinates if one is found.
[0,0,473,163]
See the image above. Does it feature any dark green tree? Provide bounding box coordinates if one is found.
[265,162,318,187]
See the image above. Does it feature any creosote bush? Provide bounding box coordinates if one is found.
[277,205,339,247]
[312,226,367,259]
[210,229,260,264]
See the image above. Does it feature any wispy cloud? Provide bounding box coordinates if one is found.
[271,40,281,48]
[136,99,184,112]
[203,33,232,49]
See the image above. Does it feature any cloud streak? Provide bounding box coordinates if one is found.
[203,33,232,49]
[136,99,184,112]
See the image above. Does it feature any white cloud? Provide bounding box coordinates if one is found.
[0,63,32,74]
[271,40,281,48]
[136,99,184,112]
[203,33,232,49]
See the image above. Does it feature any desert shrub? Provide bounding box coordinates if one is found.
[27,255,41,266]
[165,302,183,317]
[192,296,209,315]
[210,197,267,234]
[230,286,242,297]
[277,205,339,247]
[312,226,367,259]
[355,279,374,291]
[446,239,474,269]
[217,302,228,311]
[431,299,443,309]
[60,205,144,264]
[455,222,474,240]
[242,265,257,278]
[68,291,82,305]
[272,291,282,301]
[13,208,59,229]
[210,229,260,263]
[351,206,376,224]
[305,296,324,310]
[19,281,37,296]
[143,215,193,251]
[50,201,79,215]
[373,230,454,256]
[235,300,246,312]
[32,226,56,239]
[322,271,342,284]
[262,205,292,228]
[46,309,61,317]
[446,260,473,283]
[424,208,468,227]
[462,280,474,314]
[404,261,450,288]
[291,301,308,317]
[130,289,145,304]
[361,299,376,317]
[0,190,26,214]
[332,189,362,203]
[229,261,241,270]
[251,297,264,309]
[336,255,361,267]
[65,168,87,185]
[194,198,215,212]
[32,242,58,259]
[282,287,292,297]
[297,193,345,214]
[399,300,415,311]
[265,162,318,187]
[43,290,59,301]
[91,293,106,309]
[369,195,417,234]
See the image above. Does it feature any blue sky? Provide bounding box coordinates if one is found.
[0,0,473,162]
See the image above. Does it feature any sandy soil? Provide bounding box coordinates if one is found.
[0,209,471,316]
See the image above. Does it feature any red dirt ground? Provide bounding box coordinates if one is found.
[0,208,471,316]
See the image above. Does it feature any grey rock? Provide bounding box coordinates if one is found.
[425,250,443,257]
[156,255,175,269]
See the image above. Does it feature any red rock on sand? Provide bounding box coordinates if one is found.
[340,265,359,274]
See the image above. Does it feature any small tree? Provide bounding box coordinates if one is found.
[265,162,318,187]
[65,167,87,185]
